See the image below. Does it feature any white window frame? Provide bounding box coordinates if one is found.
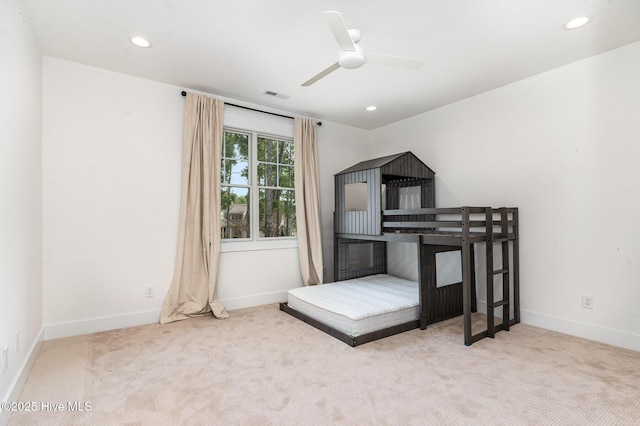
[220,107,298,253]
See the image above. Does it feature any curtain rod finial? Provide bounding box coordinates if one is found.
[181,91,187,96]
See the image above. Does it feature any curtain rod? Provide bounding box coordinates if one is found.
[181,91,322,126]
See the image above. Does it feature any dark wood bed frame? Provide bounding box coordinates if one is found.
[280,153,520,346]
[279,302,421,347]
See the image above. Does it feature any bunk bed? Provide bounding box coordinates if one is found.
[280,152,519,346]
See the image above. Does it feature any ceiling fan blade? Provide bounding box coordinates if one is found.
[366,53,424,70]
[301,62,341,86]
[323,11,355,51]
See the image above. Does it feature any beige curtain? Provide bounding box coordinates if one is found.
[160,93,229,324]
[294,117,323,285]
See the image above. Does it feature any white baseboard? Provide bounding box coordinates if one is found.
[474,300,639,352]
[520,309,640,352]
[1,328,45,426]
[44,309,162,340]
[220,289,288,311]
[42,291,290,341]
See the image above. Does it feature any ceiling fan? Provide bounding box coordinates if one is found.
[302,11,424,87]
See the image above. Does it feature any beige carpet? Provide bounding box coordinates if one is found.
[8,304,640,425]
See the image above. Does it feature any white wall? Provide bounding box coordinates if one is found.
[42,58,183,337]
[370,41,640,351]
[42,58,370,337]
[316,122,371,282]
[0,0,43,410]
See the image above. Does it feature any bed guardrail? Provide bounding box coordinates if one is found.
[382,207,517,244]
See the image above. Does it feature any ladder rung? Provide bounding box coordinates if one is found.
[492,268,509,275]
[491,300,509,308]
[489,237,509,242]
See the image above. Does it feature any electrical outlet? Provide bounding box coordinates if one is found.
[145,286,155,298]
[582,295,594,310]
[2,346,8,373]
[15,330,20,353]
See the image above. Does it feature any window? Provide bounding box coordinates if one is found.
[221,129,296,241]
[344,182,368,212]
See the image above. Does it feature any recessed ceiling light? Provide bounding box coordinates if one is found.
[366,105,377,111]
[129,36,151,48]
[565,16,590,30]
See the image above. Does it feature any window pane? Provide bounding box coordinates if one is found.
[257,163,277,186]
[279,140,294,165]
[221,159,248,184]
[229,159,249,184]
[221,186,250,239]
[257,137,278,163]
[278,165,294,188]
[259,188,296,238]
[223,132,249,184]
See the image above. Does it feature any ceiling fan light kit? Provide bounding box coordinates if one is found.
[339,44,365,69]
[302,10,424,86]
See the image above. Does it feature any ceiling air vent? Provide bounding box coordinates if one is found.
[263,90,289,100]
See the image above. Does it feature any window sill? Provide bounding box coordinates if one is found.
[220,238,298,253]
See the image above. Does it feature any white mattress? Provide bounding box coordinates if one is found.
[287,274,419,337]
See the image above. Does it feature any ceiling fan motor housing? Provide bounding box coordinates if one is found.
[339,44,366,69]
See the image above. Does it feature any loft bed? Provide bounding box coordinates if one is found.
[280,152,520,346]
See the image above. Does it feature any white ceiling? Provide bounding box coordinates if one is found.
[22,0,640,130]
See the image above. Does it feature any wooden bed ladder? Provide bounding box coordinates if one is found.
[484,207,517,339]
